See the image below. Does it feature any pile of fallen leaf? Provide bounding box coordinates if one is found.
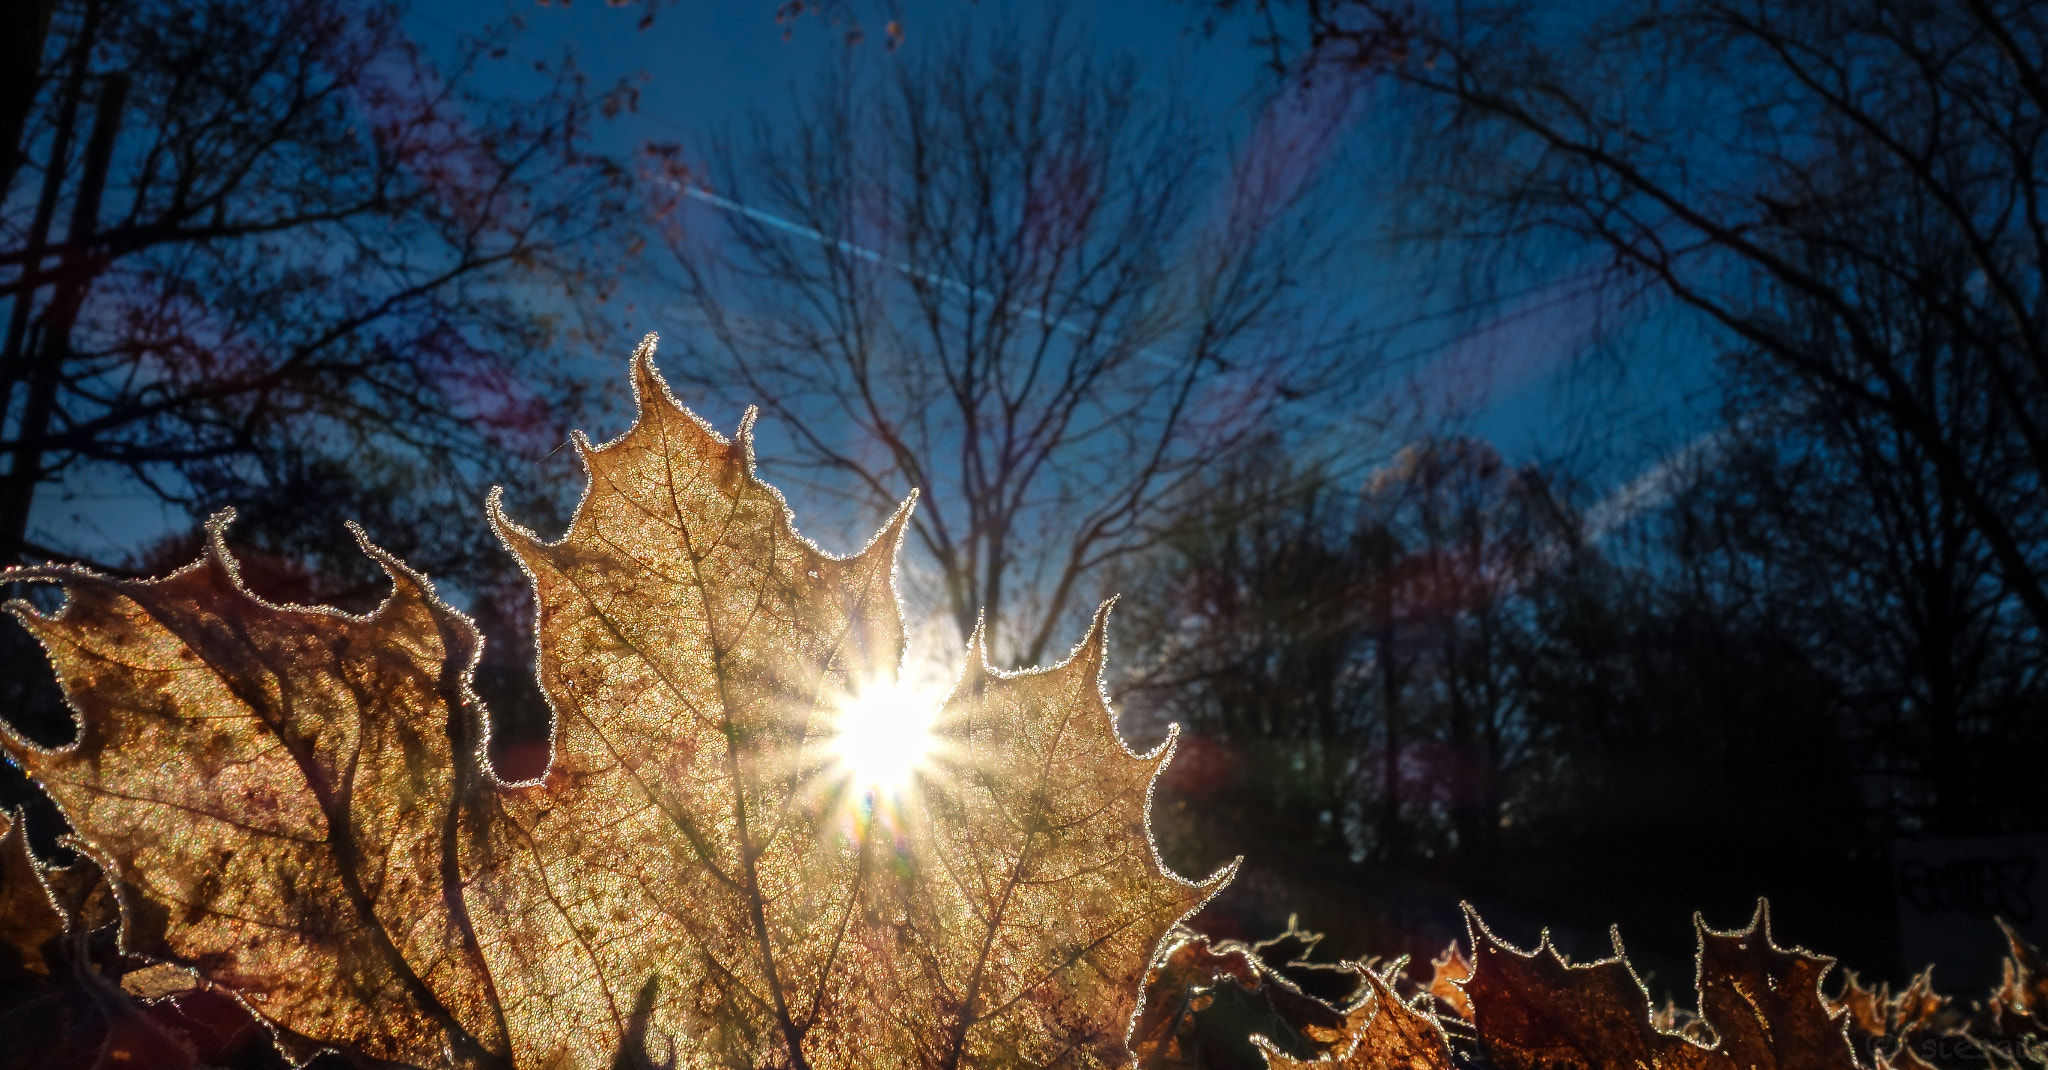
[1132,909,2048,1070]
[7,824,2046,1069]
[2,337,2043,1069]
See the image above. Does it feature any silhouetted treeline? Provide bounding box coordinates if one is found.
[1116,424,2047,988]
[1138,0,2048,988]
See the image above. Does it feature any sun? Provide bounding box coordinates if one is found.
[829,680,939,796]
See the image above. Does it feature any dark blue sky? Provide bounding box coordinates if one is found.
[400,0,1718,482]
[32,0,1717,565]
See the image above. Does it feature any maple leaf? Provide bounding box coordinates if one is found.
[1834,971,1951,1070]
[1,509,503,1066]
[1252,968,1454,1070]
[1992,917,2048,1040]
[1459,901,1859,1070]
[0,335,1225,1069]
[0,811,63,979]
[1425,942,1472,1022]
[1131,929,1350,1070]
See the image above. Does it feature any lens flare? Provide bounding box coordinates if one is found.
[829,681,938,796]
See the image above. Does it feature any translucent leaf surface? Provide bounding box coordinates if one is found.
[2,513,502,1064]
[1426,942,1472,1022]
[1,336,1222,1069]
[1254,969,1454,1070]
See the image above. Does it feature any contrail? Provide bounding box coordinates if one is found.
[1580,394,1804,544]
[667,178,1160,359]
[681,180,1771,548]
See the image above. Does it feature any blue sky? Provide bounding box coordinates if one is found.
[29,0,1719,565]
[402,0,1721,508]
[414,1,1715,436]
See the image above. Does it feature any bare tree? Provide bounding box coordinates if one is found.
[1119,437,1557,874]
[0,0,636,574]
[1386,438,1549,876]
[1216,0,2048,642]
[1115,449,1379,868]
[651,15,1349,664]
[1674,351,2048,837]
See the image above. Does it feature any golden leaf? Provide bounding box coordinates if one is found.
[1253,968,1455,1070]
[1131,929,1350,1069]
[1426,941,1472,1022]
[1,335,1225,1069]
[1,512,502,1066]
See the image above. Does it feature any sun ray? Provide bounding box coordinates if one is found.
[829,679,940,797]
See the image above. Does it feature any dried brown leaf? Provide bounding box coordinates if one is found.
[0,811,64,976]
[1992,918,2048,1037]
[1428,941,1473,1022]
[2,335,1224,1069]
[1837,972,1891,1040]
[1834,936,2048,1070]
[1692,903,1859,1070]
[1893,970,1947,1037]
[1,514,497,1066]
[1462,905,1717,1070]
[1254,968,1455,1070]
[1461,902,1859,1070]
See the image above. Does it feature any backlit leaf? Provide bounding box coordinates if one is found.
[1253,968,1454,1070]
[1,512,503,1066]
[1,335,1223,1069]
[1460,902,1858,1070]
[0,812,62,977]
[1133,929,1349,1070]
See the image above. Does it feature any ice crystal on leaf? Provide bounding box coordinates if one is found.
[1460,902,1859,1070]
[0,336,1227,1069]
[1253,970,1453,1070]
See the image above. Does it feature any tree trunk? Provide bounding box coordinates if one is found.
[0,69,124,567]
[0,0,58,202]
[1,0,96,402]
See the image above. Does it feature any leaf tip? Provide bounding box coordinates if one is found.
[883,488,919,543]
[346,521,421,590]
[730,407,764,477]
[1201,852,1243,893]
[628,333,678,423]
[1077,596,1117,675]
[487,483,547,560]
[1460,900,1484,935]
[962,614,993,680]
[200,508,241,574]
[1747,896,1774,942]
